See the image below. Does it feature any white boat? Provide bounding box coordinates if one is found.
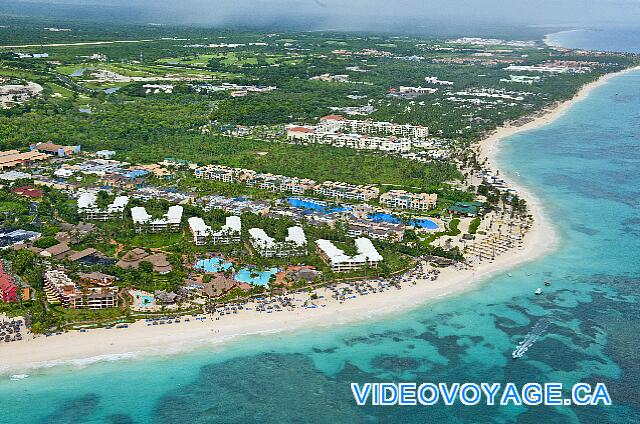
[10,374,29,381]
[535,288,542,295]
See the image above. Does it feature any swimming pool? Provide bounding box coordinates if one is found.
[368,212,402,224]
[411,218,440,230]
[368,213,440,230]
[194,257,234,273]
[288,197,351,214]
[131,290,156,309]
[233,267,279,287]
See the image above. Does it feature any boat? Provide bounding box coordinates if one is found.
[535,288,542,295]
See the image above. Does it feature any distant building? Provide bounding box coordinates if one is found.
[380,190,437,211]
[195,165,316,195]
[30,142,81,157]
[131,205,183,232]
[95,150,116,159]
[318,115,429,139]
[314,181,380,202]
[0,150,48,170]
[12,185,44,199]
[315,238,383,272]
[244,172,316,195]
[0,170,31,181]
[248,226,307,258]
[194,165,242,183]
[188,216,241,246]
[286,127,412,153]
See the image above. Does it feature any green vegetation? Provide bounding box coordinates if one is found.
[1,17,637,332]
[468,217,481,234]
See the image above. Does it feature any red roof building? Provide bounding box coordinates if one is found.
[0,263,18,303]
[287,126,315,133]
[322,114,346,121]
[12,185,44,199]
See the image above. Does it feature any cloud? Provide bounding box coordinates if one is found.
[11,0,640,28]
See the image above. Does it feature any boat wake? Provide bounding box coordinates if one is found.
[512,318,552,359]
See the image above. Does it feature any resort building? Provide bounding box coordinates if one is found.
[188,216,242,246]
[194,165,316,195]
[194,164,243,183]
[380,190,438,211]
[116,248,173,274]
[11,186,43,199]
[0,149,48,170]
[314,181,380,202]
[317,115,429,139]
[77,191,129,221]
[77,271,116,287]
[244,172,316,195]
[315,238,383,272]
[0,263,18,303]
[131,205,183,232]
[43,269,117,309]
[30,142,81,157]
[345,219,405,242]
[248,226,307,258]
[286,128,412,153]
[40,242,73,260]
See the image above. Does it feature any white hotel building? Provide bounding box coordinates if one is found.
[286,128,412,153]
[194,165,242,183]
[194,165,316,195]
[317,115,429,139]
[248,226,307,258]
[315,238,383,272]
[314,181,380,202]
[131,205,183,233]
[188,216,242,246]
[380,190,438,212]
[77,191,129,221]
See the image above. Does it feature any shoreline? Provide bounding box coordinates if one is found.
[2,67,636,376]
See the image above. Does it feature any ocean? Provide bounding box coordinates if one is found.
[1,33,639,423]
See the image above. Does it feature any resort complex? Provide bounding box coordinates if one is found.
[0,21,634,353]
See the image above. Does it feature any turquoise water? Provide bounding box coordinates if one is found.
[368,212,439,230]
[547,27,640,53]
[1,56,640,424]
[233,267,279,286]
[194,257,234,273]
[131,290,155,309]
[288,197,351,214]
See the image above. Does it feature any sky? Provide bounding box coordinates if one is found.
[9,0,640,30]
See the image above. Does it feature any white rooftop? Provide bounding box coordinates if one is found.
[316,237,382,264]
[285,226,307,246]
[131,205,182,225]
[188,216,241,237]
[78,190,129,213]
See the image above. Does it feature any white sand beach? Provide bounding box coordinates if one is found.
[2,67,637,375]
